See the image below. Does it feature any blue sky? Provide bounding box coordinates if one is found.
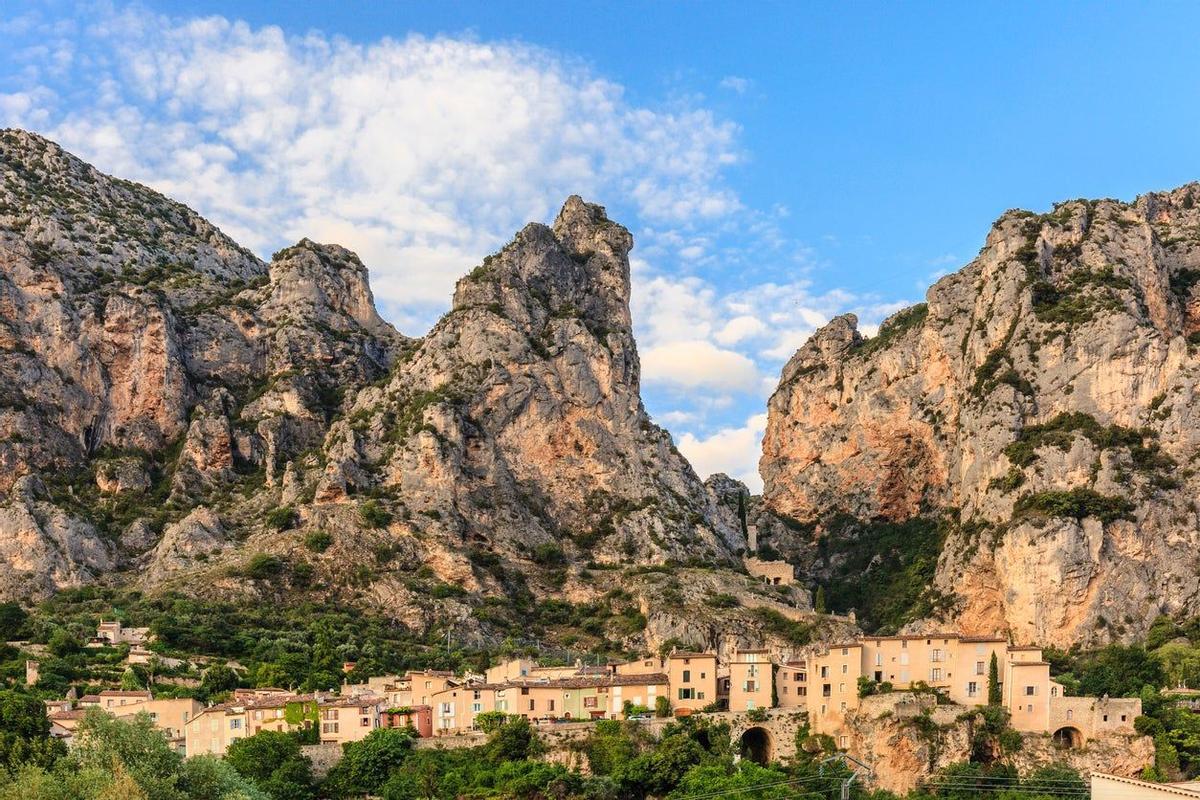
[3,1,1199,489]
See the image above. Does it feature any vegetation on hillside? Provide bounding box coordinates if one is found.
[810,513,956,633]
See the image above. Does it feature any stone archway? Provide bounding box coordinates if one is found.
[1052,726,1082,749]
[740,726,773,765]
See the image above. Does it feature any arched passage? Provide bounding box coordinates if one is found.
[740,726,772,765]
[1052,726,1082,749]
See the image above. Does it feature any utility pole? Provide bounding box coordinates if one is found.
[820,752,872,800]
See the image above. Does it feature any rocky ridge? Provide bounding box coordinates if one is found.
[0,129,822,655]
[761,184,1200,645]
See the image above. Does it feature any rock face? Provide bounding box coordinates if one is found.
[0,129,808,653]
[761,185,1200,645]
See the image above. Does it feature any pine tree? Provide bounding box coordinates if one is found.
[987,652,1002,705]
[814,586,827,615]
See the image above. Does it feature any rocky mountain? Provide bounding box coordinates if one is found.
[0,129,822,656]
[761,184,1200,646]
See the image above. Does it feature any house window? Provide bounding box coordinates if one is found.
[474,691,481,699]
[682,670,691,682]
[1026,705,1032,713]
[799,687,807,697]
[1067,710,1073,720]
[842,648,848,656]
[1121,715,1127,722]
[930,668,942,682]
[230,719,242,730]
[472,703,482,712]
[521,688,529,695]
[549,700,555,712]
[839,683,844,694]
[584,697,598,708]
[932,649,943,662]
[361,718,370,727]
[782,686,788,695]
[678,688,695,700]
[967,682,978,698]
[1051,687,1058,697]
[1103,714,1108,722]
[975,661,985,675]
[875,653,882,666]
[820,704,827,715]
[1024,686,1035,696]
[823,684,831,697]
[820,666,829,678]
[841,664,848,675]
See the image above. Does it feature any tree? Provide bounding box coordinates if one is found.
[987,652,1001,705]
[47,628,81,658]
[655,695,671,718]
[200,664,240,700]
[179,755,270,800]
[814,586,827,615]
[70,709,183,800]
[0,602,27,641]
[486,716,542,764]
[324,728,415,798]
[226,731,314,800]
[0,690,67,772]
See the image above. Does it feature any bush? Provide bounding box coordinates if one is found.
[244,554,285,580]
[1014,488,1135,524]
[264,506,296,531]
[359,500,392,529]
[303,531,333,553]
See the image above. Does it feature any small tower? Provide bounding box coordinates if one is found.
[746,524,759,553]
[25,660,39,686]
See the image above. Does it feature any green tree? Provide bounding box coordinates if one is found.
[178,755,271,800]
[226,731,314,800]
[668,761,791,800]
[584,720,643,776]
[987,653,1001,705]
[486,716,542,764]
[47,628,80,658]
[814,586,827,615]
[655,695,671,718]
[0,690,67,772]
[0,602,27,640]
[200,664,240,700]
[324,728,415,798]
[70,709,183,800]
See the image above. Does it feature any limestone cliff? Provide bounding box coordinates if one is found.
[0,129,814,654]
[761,185,1200,645]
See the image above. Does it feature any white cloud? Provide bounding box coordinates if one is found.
[642,340,760,391]
[677,413,768,490]
[0,4,921,488]
[2,6,744,319]
[719,76,752,95]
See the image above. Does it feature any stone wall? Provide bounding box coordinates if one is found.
[300,743,343,778]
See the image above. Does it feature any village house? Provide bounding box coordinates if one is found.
[803,634,1141,747]
[667,652,718,713]
[729,649,772,711]
[88,620,152,648]
[380,705,433,738]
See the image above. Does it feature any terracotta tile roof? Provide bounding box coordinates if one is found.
[98,690,153,697]
[49,710,87,720]
[669,652,716,659]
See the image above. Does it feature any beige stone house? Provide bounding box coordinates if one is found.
[804,634,1140,747]
[729,649,773,711]
[668,652,718,712]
